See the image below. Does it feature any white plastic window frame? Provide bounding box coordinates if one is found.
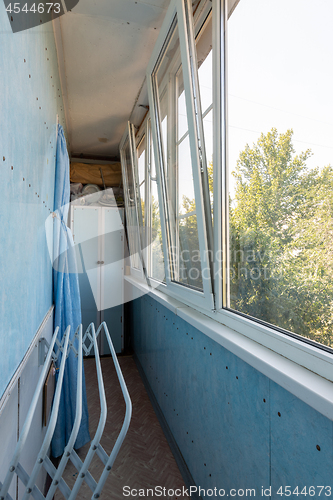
[210,0,333,382]
[135,115,167,287]
[146,0,214,311]
[135,116,155,282]
[124,0,333,383]
[119,122,145,280]
[135,125,148,271]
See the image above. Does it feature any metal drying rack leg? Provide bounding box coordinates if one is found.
[0,322,132,500]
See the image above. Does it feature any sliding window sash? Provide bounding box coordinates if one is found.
[120,122,146,280]
[212,0,228,310]
[179,0,215,292]
[147,0,214,310]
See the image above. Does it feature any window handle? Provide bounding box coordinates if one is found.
[128,188,135,203]
[148,166,157,182]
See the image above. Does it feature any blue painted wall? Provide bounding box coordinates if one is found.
[130,295,333,499]
[0,10,66,396]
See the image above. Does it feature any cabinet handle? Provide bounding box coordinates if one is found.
[97,261,105,265]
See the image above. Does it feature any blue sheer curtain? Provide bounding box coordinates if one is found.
[51,125,90,457]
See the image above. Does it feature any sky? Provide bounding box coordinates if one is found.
[162,0,333,207]
[227,0,333,196]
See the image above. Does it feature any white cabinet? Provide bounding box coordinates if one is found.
[70,205,124,354]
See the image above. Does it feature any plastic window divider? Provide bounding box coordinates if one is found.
[0,321,132,500]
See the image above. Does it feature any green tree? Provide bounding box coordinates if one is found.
[151,195,165,281]
[177,160,213,289]
[230,128,333,346]
[179,195,202,288]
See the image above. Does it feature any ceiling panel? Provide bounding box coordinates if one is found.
[57,0,171,158]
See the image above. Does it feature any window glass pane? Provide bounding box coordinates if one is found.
[227,0,333,347]
[203,108,213,206]
[197,14,212,113]
[160,91,168,170]
[177,132,202,288]
[137,137,146,226]
[178,134,195,205]
[150,134,166,282]
[154,15,203,290]
[196,13,213,212]
[123,137,140,269]
[177,72,188,140]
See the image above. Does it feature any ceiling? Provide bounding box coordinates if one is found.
[55,0,171,160]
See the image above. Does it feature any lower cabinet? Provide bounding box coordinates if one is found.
[70,204,124,354]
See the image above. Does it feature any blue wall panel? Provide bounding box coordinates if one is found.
[132,296,271,496]
[130,295,333,498]
[0,10,66,396]
[270,381,333,499]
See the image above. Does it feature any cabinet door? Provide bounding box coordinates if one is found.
[100,207,124,354]
[72,206,101,353]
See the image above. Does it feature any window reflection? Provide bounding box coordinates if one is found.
[227,0,333,348]
[154,16,203,289]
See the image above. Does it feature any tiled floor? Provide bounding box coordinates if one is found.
[54,356,185,499]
